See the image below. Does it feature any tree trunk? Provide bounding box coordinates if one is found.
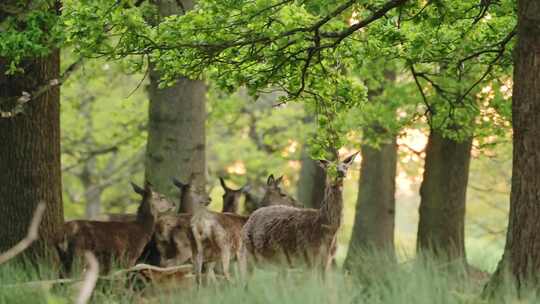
[79,95,103,219]
[81,164,103,220]
[297,147,326,208]
[0,50,64,254]
[417,130,472,262]
[145,0,206,213]
[485,0,540,292]
[345,138,397,267]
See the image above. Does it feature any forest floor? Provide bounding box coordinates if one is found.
[0,250,535,304]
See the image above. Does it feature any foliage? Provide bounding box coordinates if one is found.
[60,54,148,218]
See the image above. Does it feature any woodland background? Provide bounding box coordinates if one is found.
[1,0,537,302]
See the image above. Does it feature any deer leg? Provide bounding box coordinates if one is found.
[206,262,217,285]
[238,243,248,281]
[220,246,232,282]
[192,231,204,286]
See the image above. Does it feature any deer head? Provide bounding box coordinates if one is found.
[317,152,359,181]
[172,178,211,212]
[260,174,297,207]
[131,181,166,222]
[131,181,175,213]
[219,177,249,213]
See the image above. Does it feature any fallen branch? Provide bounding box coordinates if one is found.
[0,202,46,265]
[76,251,99,304]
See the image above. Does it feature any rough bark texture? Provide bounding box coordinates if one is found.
[417,131,472,262]
[345,138,397,267]
[0,50,64,253]
[486,0,540,291]
[145,0,207,212]
[297,148,326,208]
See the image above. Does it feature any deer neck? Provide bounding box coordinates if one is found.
[319,179,344,231]
[136,198,156,231]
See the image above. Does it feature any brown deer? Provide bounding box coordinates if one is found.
[153,179,211,268]
[57,181,166,274]
[170,178,248,284]
[260,174,302,208]
[219,177,249,214]
[154,178,250,284]
[239,153,358,275]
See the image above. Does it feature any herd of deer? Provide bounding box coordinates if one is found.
[54,153,358,285]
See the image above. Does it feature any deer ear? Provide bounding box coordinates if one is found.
[275,176,284,185]
[316,159,331,169]
[219,177,229,191]
[267,174,275,186]
[343,151,359,167]
[171,177,188,189]
[131,182,145,195]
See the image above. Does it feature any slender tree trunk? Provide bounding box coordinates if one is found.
[81,164,103,219]
[0,50,64,254]
[345,137,397,267]
[416,130,472,262]
[485,0,540,292]
[145,0,206,213]
[79,96,103,219]
[297,147,326,208]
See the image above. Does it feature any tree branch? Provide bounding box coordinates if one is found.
[75,251,99,304]
[1,58,84,118]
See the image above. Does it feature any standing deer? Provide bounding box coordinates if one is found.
[260,174,302,208]
[240,153,358,275]
[220,177,249,214]
[154,179,211,268]
[57,181,165,274]
[155,178,248,285]
[169,178,248,284]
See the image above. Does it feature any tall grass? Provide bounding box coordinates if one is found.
[0,250,538,304]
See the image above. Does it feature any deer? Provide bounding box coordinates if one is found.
[260,174,302,208]
[154,178,249,284]
[153,179,210,268]
[239,153,358,276]
[170,178,248,284]
[56,181,166,275]
[219,177,249,214]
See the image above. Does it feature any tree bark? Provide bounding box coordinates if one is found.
[345,138,397,267]
[145,0,206,213]
[0,50,64,254]
[485,0,540,292]
[417,130,472,262]
[297,147,326,208]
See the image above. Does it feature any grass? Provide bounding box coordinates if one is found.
[0,249,537,304]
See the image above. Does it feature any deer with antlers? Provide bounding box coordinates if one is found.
[239,153,358,275]
[57,181,167,274]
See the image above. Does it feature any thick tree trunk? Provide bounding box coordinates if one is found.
[297,147,326,208]
[417,130,472,262]
[485,0,540,292]
[345,138,397,267]
[145,0,206,213]
[0,50,64,254]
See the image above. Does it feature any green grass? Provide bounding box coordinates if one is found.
[0,250,537,304]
